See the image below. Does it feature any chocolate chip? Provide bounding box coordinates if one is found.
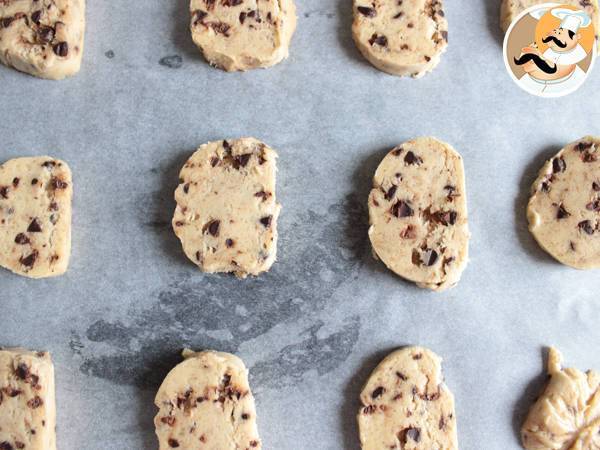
[260,215,273,228]
[586,200,600,211]
[234,153,251,168]
[399,427,421,444]
[210,157,220,167]
[432,210,457,226]
[223,0,243,5]
[50,177,68,189]
[392,147,403,156]
[28,218,42,232]
[593,182,600,192]
[391,200,414,218]
[20,251,38,268]
[439,416,447,430]
[205,220,220,237]
[441,30,448,41]
[578,220,594,235]
[241,413,250,419]
[255,190,270,201]
[412,353,422,360]
[3,387,22,397]
[31,178,38,185]
[422,249,438,266]
[399,224,416,239]
[225,238,234,248]
[53,41,68,57]
[183,183,190,194]
[193,9,208,24]
[557,204,570,219]
[2,17,15,28]
[14,233,30,245]
[210,21,231,36]
[575,141,593,152]
[168,439,180,448]
[239,11,247,23]
[0,186,8,199]
[393,12,404,19]
[384,185,397,201]
[15,444,24,450]
[160,416,176,426]
[38,25,54,43]
[250,441,259,448]
[0,442,13,450]
[31,10,42,24]
[552,157,566,173]
[27,396,43,408]
[15,363,30,380]
[357,6,377,17]
[396,371,407,381]
[371,386,385,399]
[404,151,423,165]
[368,33,388,46]
[12,178,19,188]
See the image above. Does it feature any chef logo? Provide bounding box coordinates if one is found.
[504,3,596,97]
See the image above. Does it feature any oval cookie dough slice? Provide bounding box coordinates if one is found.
[189,0,297,71]
[500,0,600,39]
[173,138,281,278]
[358,347,458,450]
[0,156,72,278]
[368,137,470,291]
[0,348,57,450]
[522,347,600,450]
[0,0,85,79]
[352,0,448,77]
[528,137,600,269]
[154,350,261,450]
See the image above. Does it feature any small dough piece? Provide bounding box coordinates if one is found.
[0,0,85,79]
[500,0,600,39]
[528,137,600,269]
[521,347,600,450]
[352,0,448,77]
[0,156,72,278]
[189,0,297,71]
[358,347,458,450]
[0,348,56,450]
[173,138,280,278]
[368,137,470,291]
[154,350,261,450]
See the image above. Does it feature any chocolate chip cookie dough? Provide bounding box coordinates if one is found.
[189,0,297,71]
[358,347,458,450]
[368,137,470,291]
[0,348,56,450]
[0,157,72,279]
[522,347,600,450]
[500,0,600,38]
[173,138,280,278]
[155,350,261,450]
[0,0,85,79]
[528,137,600,269]
[352,0,448,77]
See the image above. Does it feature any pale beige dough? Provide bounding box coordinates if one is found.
[500,0,600,40]
[0,348,56,450]
[154,350,261,450]
[352,0,448,77]
[528,137,600,269]
[522,347,600,450]
[358,346,458,450]
[368,137,470,291]
[0,0,85,79]
[173,138,280,278]
[189,0,296,71]
[0,156,72,279]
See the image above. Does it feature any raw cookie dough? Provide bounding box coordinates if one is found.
[358,346,458,450]
[0,156,72,278]
[189,0,297,71]
[368,137,470,291]
[528,137,600,269]
[352,0,448,77]
[522,347,600,450]
[154,350,261,450]
[0,0,85,79]
[173,138,280,278]
[500,0,600,40]
[0,348,56,450]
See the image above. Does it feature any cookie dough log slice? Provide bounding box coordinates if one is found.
[500,0,600,38]
[0,348,57,450]
[368,137,470,291]
[155,350,261,450]
[352,0,448,77]
[173,138,281,278]
[0,157,72,278]
[528,137,600,269]
[358,347,458,450]
[521,348,600,450]
[0,0,85,79]
[190,0,297,71]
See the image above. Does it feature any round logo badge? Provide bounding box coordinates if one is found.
[503,3,597,97]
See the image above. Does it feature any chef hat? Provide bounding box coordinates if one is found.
[551,8,592,33]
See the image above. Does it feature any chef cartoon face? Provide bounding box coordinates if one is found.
[542,27,580,52]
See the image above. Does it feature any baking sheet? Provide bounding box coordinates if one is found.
[1,1,600,448]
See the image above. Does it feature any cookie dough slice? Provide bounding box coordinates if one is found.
[0,0,85,79]
[189,0,297,71]
[173,138,280,278]
[155,350,261,450]
[0,157,72,278]
[368,137,470,291]
[358,347,458,450]
[528,137,600,269]
[352,0,448,77]
[522,347,600,450]
[0,348,56,450]
[500,0,600,38]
